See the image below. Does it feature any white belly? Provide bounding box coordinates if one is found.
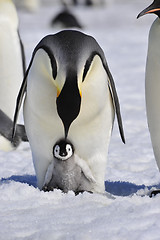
[24,50,114,192]
[0,9,23,150]
[146,18,160,170]
[0,20,23,120]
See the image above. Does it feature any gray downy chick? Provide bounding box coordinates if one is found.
[43,139,96,194]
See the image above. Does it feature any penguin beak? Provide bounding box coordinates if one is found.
[56,69,81,138]
[137,1,160,18]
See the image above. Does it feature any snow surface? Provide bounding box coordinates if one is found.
[1,0,160,239]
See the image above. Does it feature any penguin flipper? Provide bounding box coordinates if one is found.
[75,155,96,183]
[0,109,28,148]
[12,77,27,140]
[12,50,36,140]
[88,50,125,144]
[18,31,26,77]
[12,123,28,148]
[104,63,125,144]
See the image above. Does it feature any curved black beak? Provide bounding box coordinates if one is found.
[137,0,160,19]
[56,69,81,138]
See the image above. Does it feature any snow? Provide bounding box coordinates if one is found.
[1,0,160,239]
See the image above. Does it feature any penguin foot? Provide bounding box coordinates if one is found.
[42,185,54,192]
[150,189,160,198]
[75,190,93,196]
[42,184,93,195]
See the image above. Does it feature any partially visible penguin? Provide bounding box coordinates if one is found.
[61,0,105,6]
[14,0,40,12]
[0,0,27,151]
[51,9,82,29]
[137,0,160,196]
[43,139,96,194]
[13,30,125,193]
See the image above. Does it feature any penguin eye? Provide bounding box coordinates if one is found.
[54,145,60,155]
[66,144,72,154]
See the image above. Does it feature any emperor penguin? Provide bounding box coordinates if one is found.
[0,0,27,151]
[43,139,96,194]
[51,9,82,29]
[13,30,125,193]
[138,0,160,196]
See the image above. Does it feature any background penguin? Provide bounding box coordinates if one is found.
[14,0,40,12]
[137,0,160,196]
[0,0,27,151]
[13,30,125,193]
[51,8,82,29]
[61,0,105,6]
[43,139,96,194]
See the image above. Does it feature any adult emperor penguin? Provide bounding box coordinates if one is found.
[0,0,27,151]
[13,30,125,193]
[138,0,160,196]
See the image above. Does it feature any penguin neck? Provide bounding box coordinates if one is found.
[55,157,76,171]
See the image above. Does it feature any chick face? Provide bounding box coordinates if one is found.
[53,139,74,161]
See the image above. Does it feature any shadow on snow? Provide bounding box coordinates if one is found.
[105,181,160,196]
[0,175,160,196]
[1,175,37,188]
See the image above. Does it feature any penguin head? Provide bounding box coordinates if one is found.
[137,0,160,18]
[53,139,74,161]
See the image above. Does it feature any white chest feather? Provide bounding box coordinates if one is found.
[24,50,114,192]
[145,18,160,169]
[0,0,23,119]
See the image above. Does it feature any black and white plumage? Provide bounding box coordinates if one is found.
[138,0,160,196]
[51,9,82,29]
[61,0,105,6]
[0,0,27,151]
[43,139,96,194]
[13,30,125,193]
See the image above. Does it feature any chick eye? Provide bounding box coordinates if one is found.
[66,144,72,153]
[54,145,59,154]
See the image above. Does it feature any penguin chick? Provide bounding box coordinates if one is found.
[43,139,96,194]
